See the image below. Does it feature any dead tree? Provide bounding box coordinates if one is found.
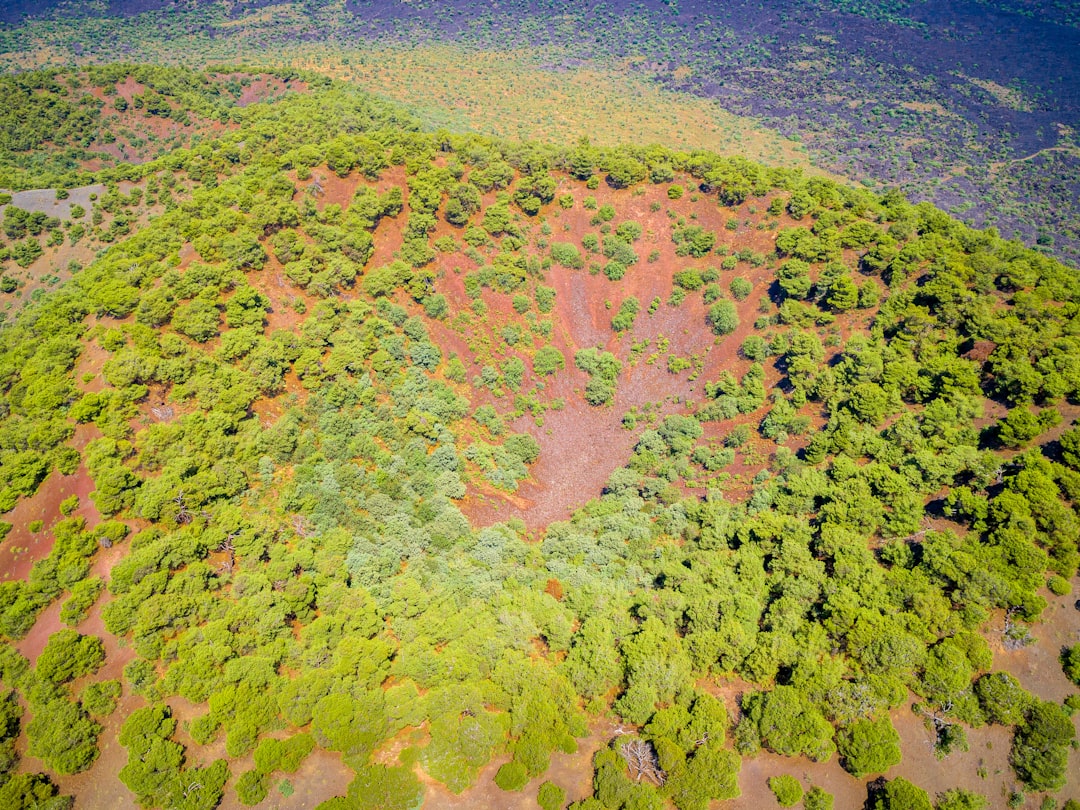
[915,700,961,757]
[173,491,192,524]
[292,514,314,538]
[619,739,666,786]
[1003,606,1033,650]
[216,532,238,574]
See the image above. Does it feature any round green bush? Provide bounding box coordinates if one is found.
[1047,574,1071,596]
[768,775,803,807]
[729,277,753,301]
[495,760,530,792]
[537,780,566,810]
[804,786,834,810]
[708,299,739,336]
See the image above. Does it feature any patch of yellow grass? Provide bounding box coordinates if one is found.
[275,43,831,172]
[0,3,838,176]
[959,73,1033,112]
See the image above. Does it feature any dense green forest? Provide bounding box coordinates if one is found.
[0,66,1077,809]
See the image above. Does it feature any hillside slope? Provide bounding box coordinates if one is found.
[2,0,1077,265]
[0,71,1076,810]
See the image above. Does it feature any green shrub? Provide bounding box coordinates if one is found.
[537,781,566,810]
[614,221,642,242]
[236,770,269,806]
[1047,574,1071,596]
[974,672,1034,725]
[708,300,739,336]
[869,778,931,810]
[575,348,621,406]
[81,680,121,717]
[550,242,584,269]
[60,577,104,627]
[37,630,105,684]
[767,775,803,807]
[804,786,834,810]
[535,285,556,313]
[836,716,901,777]
[612,298,640,333]
[997,407,1044,448]
[1061,645,1080,686]
[672,269,703,291]
[603,261,626,281]
[0,774,73,810]
[729,277,752,301]
[27,698,101,775]
[934,788,988,810]
[495,760,530,792]
[345,764,424,810]
[1010,701,1074,791]
[672,225,715,257]
[253,734,314,774]
[740,335,768,361]
[534,346,566,376]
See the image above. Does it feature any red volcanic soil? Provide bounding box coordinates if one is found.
[219,73,304,108]
[217,747,354,810]
[75,73,303,169]
[442,177,865,529]
[0,466,98,584]
[10,470,143,806]
[730,715,1016,810]
[0,157,1074,809]
[729,580,1080,810]
[38,578,144,808]
[148,161,855,531]
[158,695,354,810]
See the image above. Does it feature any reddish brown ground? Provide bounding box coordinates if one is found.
[731,713,1018,809]
[732,581,1080,810]
[446,181,865,529]
[422,719,617,810]
[0,464,97,585]
[77,73,301,167]
[225,74,305,108]
[4,161,1077,809]
[9,459,145,807]
[0,176,185,319]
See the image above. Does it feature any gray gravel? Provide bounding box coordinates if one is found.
[0,184,104,221]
